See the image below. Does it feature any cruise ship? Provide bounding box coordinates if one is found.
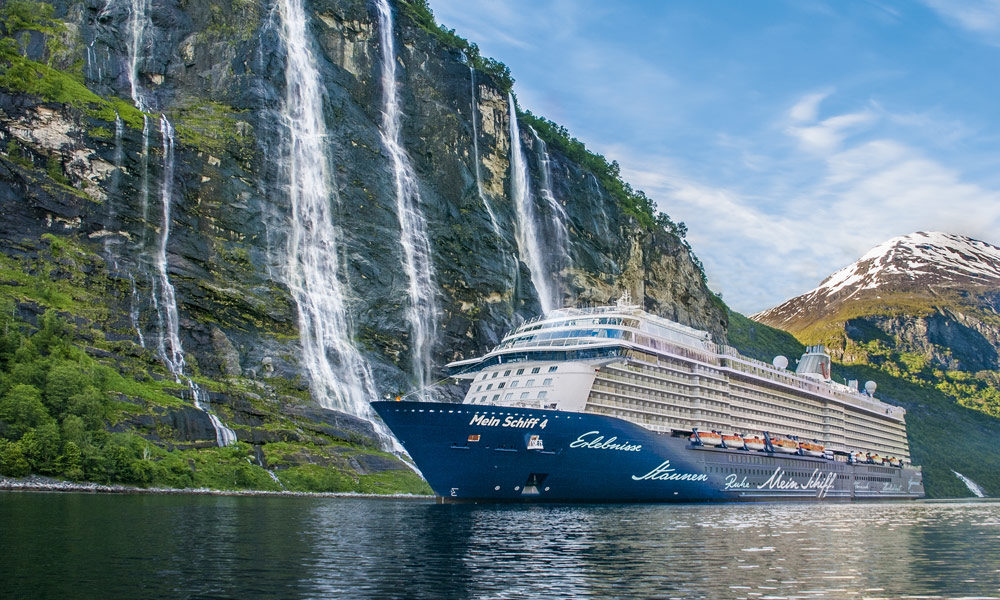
[372,295,924,502]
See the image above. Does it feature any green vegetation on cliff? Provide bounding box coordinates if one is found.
[516,108,708,283]
[0,1,143,126]
[786,290,1000,421]
[399,0,514,92]
[0,296,429,494]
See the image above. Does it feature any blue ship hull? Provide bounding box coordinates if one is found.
[372,401,924,503]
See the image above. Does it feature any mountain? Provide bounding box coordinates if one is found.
[751,231,1000,496]
[754,232,1000,376]
[755,231,1000,335]
[0,0,724,491]
[755,231,1000,372]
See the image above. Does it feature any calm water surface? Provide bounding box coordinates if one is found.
[2,492,999,599]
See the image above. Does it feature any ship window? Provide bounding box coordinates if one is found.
[497,382,505,389]
[504,370,511,376]
[505,393,513,401]
[516,368,525,375]
[538,391,548,399]
[510,381,519,388]
[476,385,482,391]
[480,396,487,402]
[549,366,558,372]
[492,394,499,401]
[531,367,541,374]
[543,378,553,386]
[520,392,530,400]
[486,384,493,390]
[526,379,535,387]
[492,372,498,379]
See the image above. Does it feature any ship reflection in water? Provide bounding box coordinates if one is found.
[3,493,999,599]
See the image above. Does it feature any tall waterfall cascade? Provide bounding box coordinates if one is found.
[508,93,558,314]
[375,0,439,397]
[275,0,381,420]
[530,126,571,274]
[468,66,502,238]
[123,0,235,446]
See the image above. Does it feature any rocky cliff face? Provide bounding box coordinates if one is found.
[0,0,724,466]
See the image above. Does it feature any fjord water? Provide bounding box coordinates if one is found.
[3,494,999,599]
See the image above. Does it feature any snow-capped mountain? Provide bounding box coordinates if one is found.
[753,232,1000,331]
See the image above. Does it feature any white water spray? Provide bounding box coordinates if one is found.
[375,0,439,396]
[154,116,184,373]
[529,126,570,277]
[468,66,501,237]
[153,116,236,447]
[126,0,150,111]
[122,1,234,446]
[508,93,557,313]
[953,470,987,498]
[276,0,381,418]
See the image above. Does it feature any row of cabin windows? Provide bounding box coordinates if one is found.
[475,378,554,393]
[474,390,549,404]
[479,365,559,381]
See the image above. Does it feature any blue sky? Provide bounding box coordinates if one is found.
[429,0,1000,314]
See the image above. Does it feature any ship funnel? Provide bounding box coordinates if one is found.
[794,345,832,380]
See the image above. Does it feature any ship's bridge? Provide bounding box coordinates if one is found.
[447,303,712,377]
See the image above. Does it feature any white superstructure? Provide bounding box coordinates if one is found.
[448,296,912,461]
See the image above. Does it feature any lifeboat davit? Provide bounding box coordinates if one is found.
[722,434,743,448]
[743,436,766,451]
[691,431,723,446]
[799,441,825,457]
[771,437,799,454]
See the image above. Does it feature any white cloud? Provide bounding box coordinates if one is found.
[788,91,830,123]
[785,92,878,154]
[610,96,1000,315]
[922,0,1000,43]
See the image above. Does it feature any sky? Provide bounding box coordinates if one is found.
[428,0,1000,315]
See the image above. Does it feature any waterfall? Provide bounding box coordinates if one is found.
[121,0,235,446]
[153,116,184,374]
[953,471,987,498]
[126,0,150,111]
[468,66,502,237]
[529,126,571,279]
[128,273,144,348]
[275,0,381,419]
[508,93,557,314]
[375,0,439,396]
[153,116,237,447]
[102,114,125,262]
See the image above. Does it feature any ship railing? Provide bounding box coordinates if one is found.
[712,342,904,418]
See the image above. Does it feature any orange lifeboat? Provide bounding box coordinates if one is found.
[743,435,766,452]
[888,457,901,467]
[771,437,799,454]
[691,431,723,446]
[722,433,743,448]
[799,441,825,457]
